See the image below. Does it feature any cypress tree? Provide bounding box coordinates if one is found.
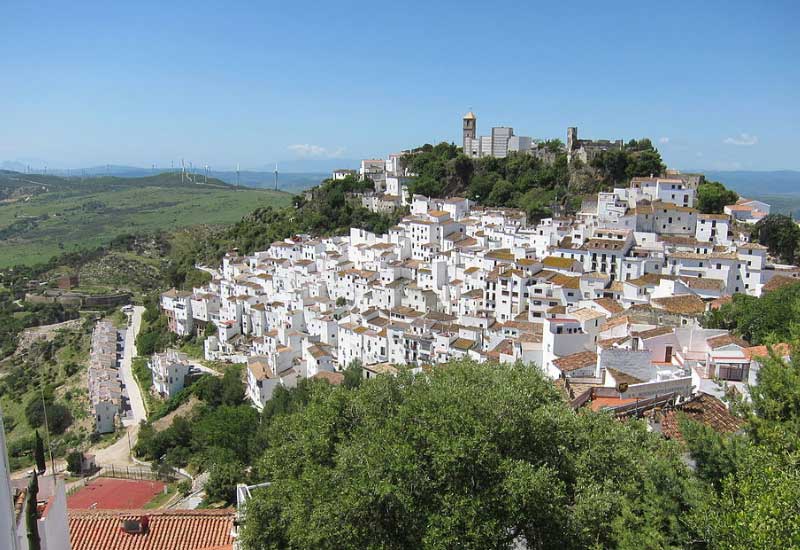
[34,430,46,474]
[26,470,41,550]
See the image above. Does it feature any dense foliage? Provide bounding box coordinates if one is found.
[681,348,800,549]
[696,181,739,214]
[134,365,257,501]
[24,392,72,435]
[753,213,800,264]
[589,139,666,186]
[402,139,666,221]
[241,361,702,550]
[404,143,572,220]
[704,281,800,344]
[135,295,176,355]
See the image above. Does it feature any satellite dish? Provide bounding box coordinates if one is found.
[617,382,629,393]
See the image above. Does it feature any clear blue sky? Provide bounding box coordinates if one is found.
[2,0,798,171]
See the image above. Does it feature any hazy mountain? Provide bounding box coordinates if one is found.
[697,170,800,217]
[700,170,800,196]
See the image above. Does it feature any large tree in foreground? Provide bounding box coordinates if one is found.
[241,361,702,550]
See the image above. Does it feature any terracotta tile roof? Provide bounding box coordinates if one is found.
[627,273,673,287]
[706,333,748,350]
[581,238,627,251]
[763,275,800,293]
[660,393,744,441]
[682,277,724,291]
[589,396,639,412]
[487,339,514,359]
[542,256,575,269]
[312,371,344,385]
[633,326,673,340]
[709,295,732,310]
[451,337,476,351]
[553,351,597,373]
[651,294,706,315]
[550,274,580,289]
[607,367,646,385]
[597,336,628,349]
[599,315,629,332]
[69,509,235,550]
[593,297,624,314]
[744,343,791,360]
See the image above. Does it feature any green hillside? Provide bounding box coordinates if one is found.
[0,171,293,267]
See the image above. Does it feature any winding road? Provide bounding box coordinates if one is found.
[120,305,147,426]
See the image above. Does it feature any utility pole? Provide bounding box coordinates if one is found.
[39,384,56,478]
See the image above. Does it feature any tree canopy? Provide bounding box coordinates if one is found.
[753,214,800,264]
[590,139,666,185]
[696,181,738,214]
[241,361,701,550]
[703,280,800,344]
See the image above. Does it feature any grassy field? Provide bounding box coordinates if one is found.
[0,174,292,267]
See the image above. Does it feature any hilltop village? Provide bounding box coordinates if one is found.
[156,118,790,416]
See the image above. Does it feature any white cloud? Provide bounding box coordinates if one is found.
[658,137,670,144]
[287,144,346,158]
[723,133,758,146]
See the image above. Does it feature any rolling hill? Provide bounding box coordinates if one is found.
[0,170,294,267]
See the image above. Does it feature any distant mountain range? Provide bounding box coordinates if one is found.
[698,170,800,196]
[695,170,800,217]
[0,162,334,194]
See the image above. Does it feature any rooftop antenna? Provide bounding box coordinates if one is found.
[274,163,278,191]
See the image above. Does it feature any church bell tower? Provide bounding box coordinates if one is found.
[462,111,476,152]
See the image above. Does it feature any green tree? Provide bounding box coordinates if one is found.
[697,181,738,214]
[26,471,41,550]
[24,395,71,434]
[753,214,800,264]
[205,460,245,504]
[66,450,83,475]
[221,367,245,406]
[241,361,702,550]
[702,282,800,344]
[342,360,363,390]
[33,430,46,474]
[192,405,258,464]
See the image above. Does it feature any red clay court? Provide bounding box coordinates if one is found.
[67,477,166,510]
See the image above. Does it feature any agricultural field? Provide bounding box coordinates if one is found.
[0,171,293,267]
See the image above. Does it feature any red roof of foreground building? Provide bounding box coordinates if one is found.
[68,509,235,550]
[660,393,744,441]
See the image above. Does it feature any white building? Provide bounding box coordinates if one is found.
[150,349,191,397]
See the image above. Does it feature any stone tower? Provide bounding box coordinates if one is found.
[462,111,477,151]
[567,127,578,152]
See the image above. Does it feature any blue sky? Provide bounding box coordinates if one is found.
[2,0,799,171]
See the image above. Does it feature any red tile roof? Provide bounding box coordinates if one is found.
[553,351,597,373]
[744,343,791,360]
[660,393,744,441]
[763,275,800,293]
[68,509,235,550]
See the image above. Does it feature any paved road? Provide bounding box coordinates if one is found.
[120,305,147,426]
[187,359,222,378]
